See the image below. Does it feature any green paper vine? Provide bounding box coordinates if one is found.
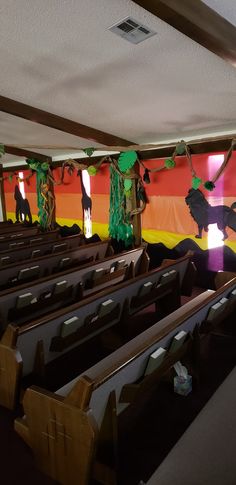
[118,151,137,173]
[192,176,202,189]
[204,180,215,191]
[165,158,176,169]
[87,165,97,176]
[176,143,186,156]
[83,147,95,157]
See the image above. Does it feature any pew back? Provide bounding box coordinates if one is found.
[0,229,59,251]
[0,232,84,266]
[17,254,188,376]
[0,239,110,290]
[0,247,145,330]
[0,253,190,410]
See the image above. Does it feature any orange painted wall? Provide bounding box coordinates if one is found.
[3,152,236,241]
[141,151,236,240]
[3,165,110,235]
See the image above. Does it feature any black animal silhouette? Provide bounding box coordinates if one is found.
[185,188,236,240]
[14,185,32,224]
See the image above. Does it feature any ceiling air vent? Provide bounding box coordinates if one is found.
[109,17,156,44]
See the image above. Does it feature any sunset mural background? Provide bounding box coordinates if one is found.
[3,150,236,252]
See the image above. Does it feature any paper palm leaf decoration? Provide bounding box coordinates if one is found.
[118,151,138,173]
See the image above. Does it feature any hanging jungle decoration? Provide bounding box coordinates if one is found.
[109,164,133,247]
[26,159,55,230]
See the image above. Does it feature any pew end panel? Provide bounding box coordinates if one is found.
[0,325,22,409]
[15,384,98,485]
[137,248,150,275]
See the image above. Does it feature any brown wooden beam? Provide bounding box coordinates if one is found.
[4,145,51,163]
[0,96,133,147]
[3,134,235,171]
[63,135,235,164]
[133,0,236,66]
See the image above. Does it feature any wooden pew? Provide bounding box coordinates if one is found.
[0,232,84,266]
[0,223,38,235]
[144,365,236,485]
[0,228,60,251]
[0,253,191,410]
[0,239,111,291]
[14,277,236,485]
[0,225,39,241]
[0,246,147,330]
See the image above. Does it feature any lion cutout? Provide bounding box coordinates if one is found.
[185,188,236,240]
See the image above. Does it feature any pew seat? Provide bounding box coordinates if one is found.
[144,366,236,485]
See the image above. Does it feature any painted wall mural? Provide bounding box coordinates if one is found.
[3,149,236,253]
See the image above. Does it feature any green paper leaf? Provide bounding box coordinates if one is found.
[118,151,137,173]
[176,143,186,155]
[41,162,50,171]
[192,176,202,190]
[0,144,5,155]
[8,175,13,183]
[165,158,176,169]
[83,147,95,157]
[87,165,97,176]
[125,189,132,198]
[204,180,215,191]
[124,178,132,192]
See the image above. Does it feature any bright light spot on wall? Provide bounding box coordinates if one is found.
[81,170,92,238]
[18,171,25,221]
[207,155,224,250]
[207,223,224,249]
[18,172,25,199]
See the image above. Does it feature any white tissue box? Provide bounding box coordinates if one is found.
[174,375,192,396]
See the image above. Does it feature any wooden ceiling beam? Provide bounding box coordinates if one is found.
[133,0,236,66]
[0,95,133,147]
[4,145,51,163]
[58,135,234,164]
[3,135,235,171]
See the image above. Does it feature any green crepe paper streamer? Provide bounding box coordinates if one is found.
[176,143,186,155]
[8,175,13,183]
[83,147,95,157]
[192,176,202,189]
[26,158,51,229]
[165,158,176,169]
[124,178,132,192]
[0,144,5,155]
[109,165,133,247]
[118,151,138,173]
[87,165,97,176]
[204,180,215,191]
